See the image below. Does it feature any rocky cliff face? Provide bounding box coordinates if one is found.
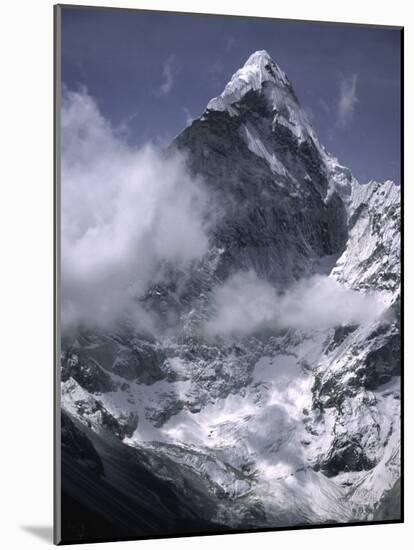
[173,50,352,286]
[60,51,401,540]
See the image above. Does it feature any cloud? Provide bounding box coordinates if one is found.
[337,74,359,129]
[208,60,226,89]
[204,270,386,337]
[61,89,209,332]
[210,60,224,76]
[157,55,176,96]
[318,98,331,114]
[116,110,139,140]
[182,107,194,126]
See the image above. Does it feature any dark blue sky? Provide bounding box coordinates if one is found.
[61,7,402,184]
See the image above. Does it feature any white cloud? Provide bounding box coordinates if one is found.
[337,73,359,129]
[204,270,386,337]
[157,55,176,96]
[61,89,209,332]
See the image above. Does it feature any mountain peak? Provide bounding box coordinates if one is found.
[243,49,272,66]
[199,50,355,202]
[206,50,291,114]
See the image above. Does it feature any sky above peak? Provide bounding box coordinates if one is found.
[60,7,402,184]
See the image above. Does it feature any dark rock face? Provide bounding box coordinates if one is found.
[64,333,166,385]
[364,333,401,389]
[312,318,400,414]
[61,352,119,393]
[61,411,105,478]
[374,478,401,521]
[325,325,358,353]
[60,412,224,543]
[72,393,138,440]
[111,339,166,384]
[172,88,348,285]
[318,435,376,477]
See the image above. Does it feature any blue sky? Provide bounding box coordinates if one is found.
[61,7,402,184]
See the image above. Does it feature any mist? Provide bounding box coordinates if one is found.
[204,270,387,337]
[61,89,209,332]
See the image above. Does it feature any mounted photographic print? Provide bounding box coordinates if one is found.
[54,4,403,545]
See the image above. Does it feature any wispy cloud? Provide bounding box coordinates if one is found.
[182,107,194,126]
[209,60,226,89]
[337,73,359,129]
[210,60,224,76]
[203,270,386,337]
[318,98,331,114]
[157,55,176,96]
[116,110,139,140]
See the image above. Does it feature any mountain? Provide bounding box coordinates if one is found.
[60,50,401,541]
[173,50,354,285]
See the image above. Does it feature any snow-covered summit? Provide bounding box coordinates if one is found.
[206,50,293,114]
[243,49,290,86]
[204,50,356,203]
